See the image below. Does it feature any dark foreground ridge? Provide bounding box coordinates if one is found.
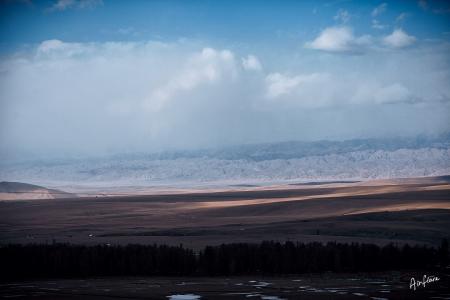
[1,240,448,280]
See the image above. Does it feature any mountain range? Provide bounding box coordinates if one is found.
[1,135,449,188]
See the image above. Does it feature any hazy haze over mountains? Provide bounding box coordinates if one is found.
[1,135,449,188]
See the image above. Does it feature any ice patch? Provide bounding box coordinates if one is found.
[261,296,286,300]
[167,294,201,300]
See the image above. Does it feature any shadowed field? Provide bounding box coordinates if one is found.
[0,176,449,248]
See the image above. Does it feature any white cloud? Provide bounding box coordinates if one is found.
[307,27,417,52]
[305,26,372,53]
[265,73,326,98]
[48,0,75,11]
[334,9,351,23]
[372,19,388,30]
[46,0,103,12]
[242,55,262,71]
[264,72,344,109]
[144,47,238,112]
[0,39,449,158]
[395,13,408,23]
[37,39,67,53]
[372,3,387,17]
[36,39,90,58]
[383,29,416,48]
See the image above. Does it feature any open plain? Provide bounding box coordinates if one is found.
[1,176,449,248]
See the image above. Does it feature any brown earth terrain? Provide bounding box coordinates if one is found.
[0,176,449,248]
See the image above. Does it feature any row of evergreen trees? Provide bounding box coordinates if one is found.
[0,240,448,279]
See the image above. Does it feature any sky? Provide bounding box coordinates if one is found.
[0,0,450,159]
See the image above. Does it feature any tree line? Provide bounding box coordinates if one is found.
[0,240,448,279]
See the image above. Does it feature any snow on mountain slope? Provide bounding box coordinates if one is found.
[1,137,449,187]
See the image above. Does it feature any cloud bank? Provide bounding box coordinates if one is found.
[0,39,449,159]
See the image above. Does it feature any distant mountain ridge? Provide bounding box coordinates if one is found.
[0,181,73,200]
[107,134,450,161]
[1,135,449,187]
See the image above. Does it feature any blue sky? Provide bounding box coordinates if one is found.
[1,0,449,48]
[0,0,449,159]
